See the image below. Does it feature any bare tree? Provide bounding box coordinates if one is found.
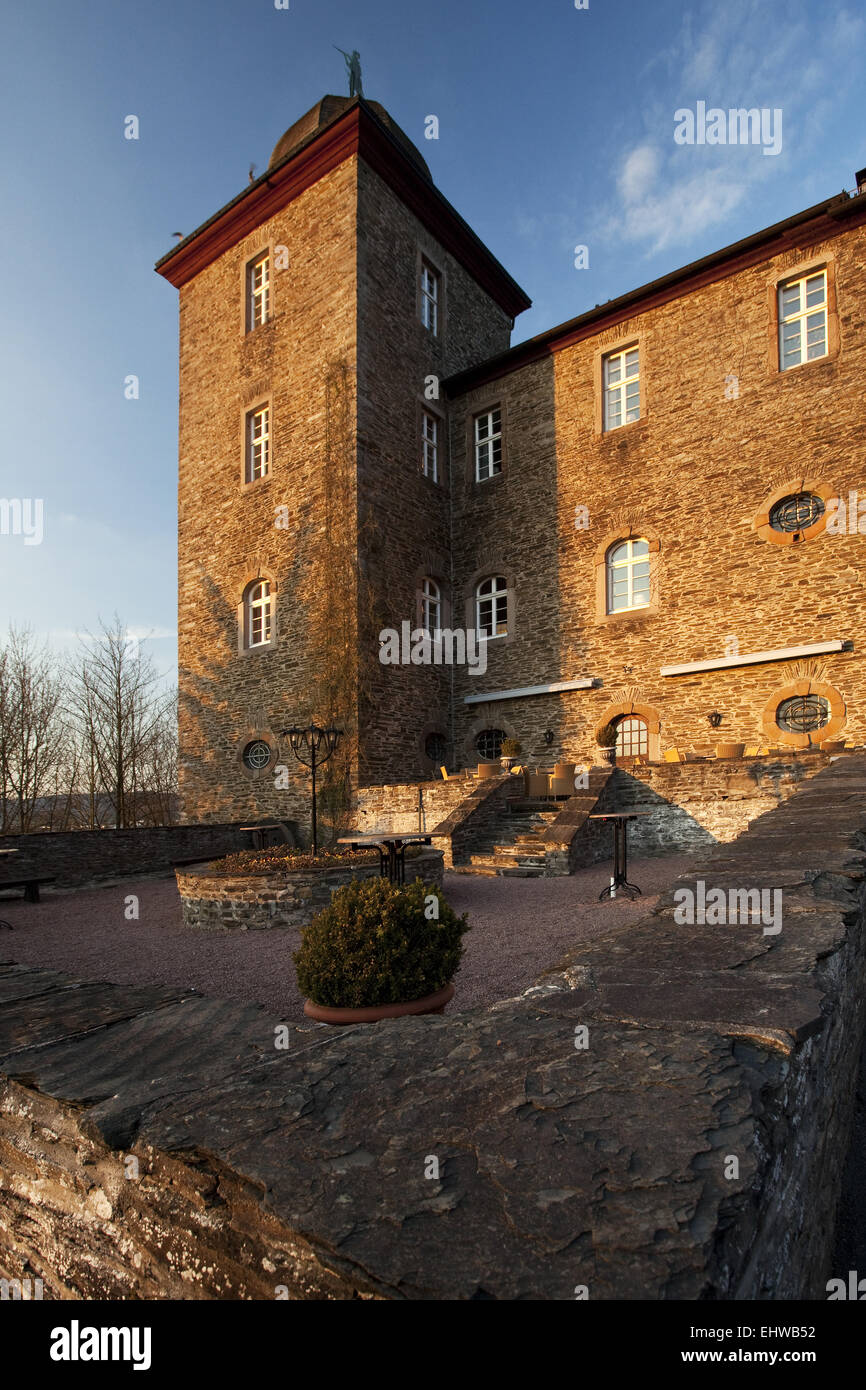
[0,626,65,832]
[66,617,174,829]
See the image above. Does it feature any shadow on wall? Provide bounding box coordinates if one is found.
[572,758,824,866]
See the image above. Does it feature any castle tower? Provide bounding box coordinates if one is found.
[156,96,530,834]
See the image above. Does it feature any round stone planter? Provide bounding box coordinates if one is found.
[598,747,616,766]
[176,848,445,931]
[303,982,455,1025]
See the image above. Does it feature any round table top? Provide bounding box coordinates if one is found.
[588,810,654,820]
[337,833,431,844]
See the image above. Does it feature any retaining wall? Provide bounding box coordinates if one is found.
[569,751,833,867]
[0,823,252,889]
[176,848,445,931]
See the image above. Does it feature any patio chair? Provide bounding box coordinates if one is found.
[663,748,686,762]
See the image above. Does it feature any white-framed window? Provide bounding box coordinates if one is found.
[603,346,640,430]
[778,270,827,371]
[421,411,439,482]
[247,252,270,330]
[421,577,441,635]
[420,260,439,334]
[474,408,502,482]
[246,406,270,482]
[246,580,272,647]
[606,538,651,613]
[616,716,648,758]
[476,576,508,638]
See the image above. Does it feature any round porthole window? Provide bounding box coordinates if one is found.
[769,492,825,534]
[242,739,272,771]
[775,695,830,734]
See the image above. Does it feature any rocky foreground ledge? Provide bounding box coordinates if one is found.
[1,756,865,1300]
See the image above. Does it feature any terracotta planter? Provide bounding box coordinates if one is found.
[715,742,745,759]
[303,982,454,1026]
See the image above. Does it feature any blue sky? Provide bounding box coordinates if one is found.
[1,0,863,682]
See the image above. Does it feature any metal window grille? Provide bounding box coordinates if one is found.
[475,728,505,760]
[768,492,825,533]
[775,695,830,733]
[242,739,272,770]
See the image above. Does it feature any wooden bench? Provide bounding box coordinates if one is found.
[0,877,56,904]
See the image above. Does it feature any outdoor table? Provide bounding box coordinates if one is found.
[239,824,287,850]
[0,849,20,854]
[588,811,653,901]
[338,833,432,885]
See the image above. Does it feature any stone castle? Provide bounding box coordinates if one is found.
[156,94,866,833]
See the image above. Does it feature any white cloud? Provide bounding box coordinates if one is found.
[618,146,661,205]
[601,0,866,256]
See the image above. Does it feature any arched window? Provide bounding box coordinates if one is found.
[246,580,272,648]
[476,728,505,760]
[476,576,508,638]
[421,577,441,635]
[615,716,648,758]
[606,539,650,613]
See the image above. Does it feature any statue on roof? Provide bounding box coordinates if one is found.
[334,46,363,98]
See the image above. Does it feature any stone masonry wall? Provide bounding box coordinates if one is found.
[176,848,444,931]
[449,215,866,776]
[353,778,473,835]
[571,750,834,866]
[176,155,360,830]
[2,757,865,1299]
[0,824,249,889]
[356,160,514,786]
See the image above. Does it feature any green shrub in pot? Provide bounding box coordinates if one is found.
[294,876,470,1009]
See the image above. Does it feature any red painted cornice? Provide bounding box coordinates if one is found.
[445,192,866,396]
[155,101,531,317]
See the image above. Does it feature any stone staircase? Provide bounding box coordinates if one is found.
[450,768,612,877]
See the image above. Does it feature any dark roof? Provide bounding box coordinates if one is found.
[445,185,866,396]
[268,95,431,180]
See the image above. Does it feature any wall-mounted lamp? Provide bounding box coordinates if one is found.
[543,729,555,745]
[707,711,723,729]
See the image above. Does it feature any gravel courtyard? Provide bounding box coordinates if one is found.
[0,854,697,1019]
